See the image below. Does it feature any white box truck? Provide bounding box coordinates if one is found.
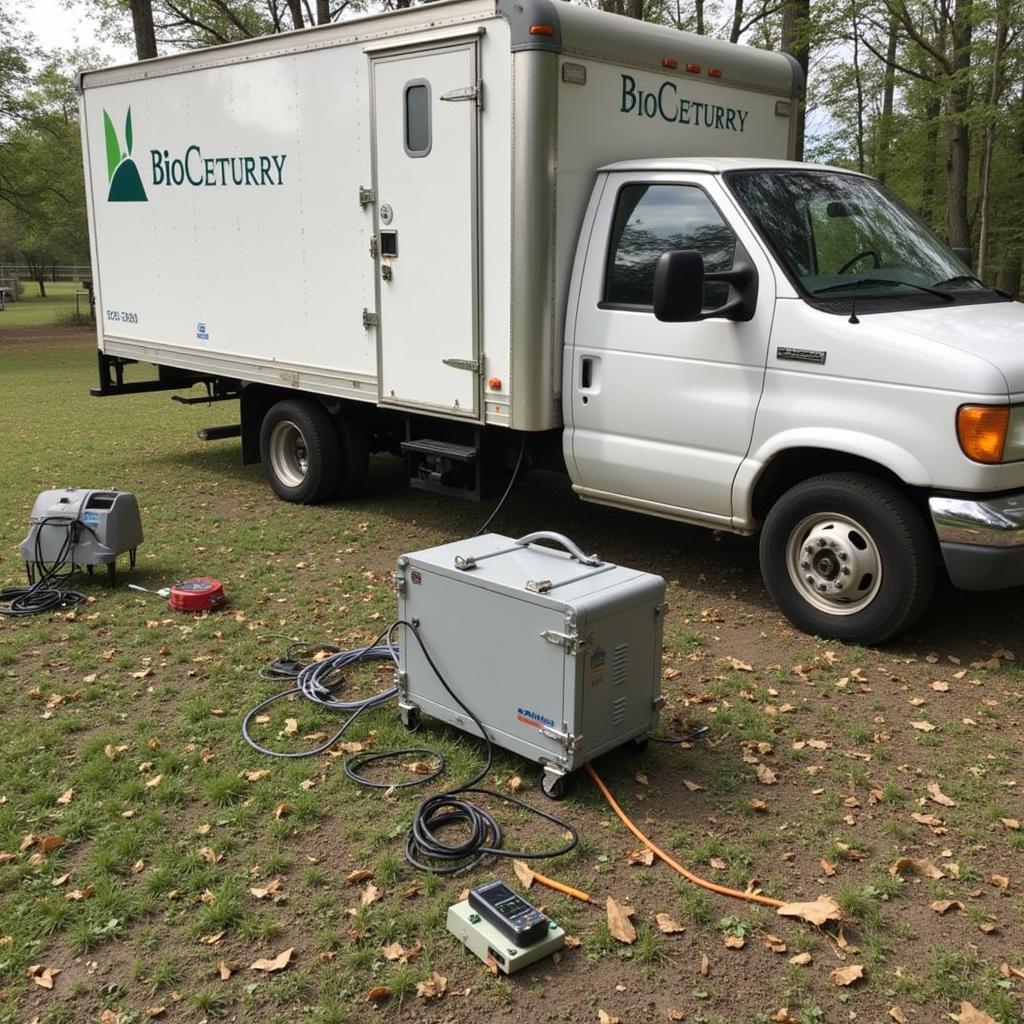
[79,0,1024,645]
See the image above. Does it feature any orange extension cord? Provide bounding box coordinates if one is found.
[584,762,785,910]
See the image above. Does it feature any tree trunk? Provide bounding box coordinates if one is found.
[694,0,705,34]
[729,0,744,44]
[876,14,898,184]
[944,0,972,250]
[781,0,810,160]
[852,16,865,174]
[129,0,158,60]
[316,0,330,24]
[976,0,1008,280]
[286,0,305,29]
[920,95,942,226]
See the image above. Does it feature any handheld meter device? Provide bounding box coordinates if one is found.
[468,880,550,946]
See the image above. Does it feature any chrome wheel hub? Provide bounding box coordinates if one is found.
[268,420,309,488]
[785,513,883,616]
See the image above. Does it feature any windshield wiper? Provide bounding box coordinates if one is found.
[812,278,954,302]
[932,273,985,289]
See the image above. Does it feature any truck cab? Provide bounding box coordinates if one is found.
[564,157,1024,644]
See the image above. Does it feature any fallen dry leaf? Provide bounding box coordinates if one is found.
[789,952,812,966]
[776,895,842,926]
[635,771,649,786]
[931,899,965,914]
[243,770,270,783]
[683,779,705,792]
[927,782,956,807]
[606,897,637,944]
[346,869,374,884]
[723,934,746,949]
[891,856,944,879]
[144,774,163,789]
[273,803,293,820]
[756,763,778,785]
[889,1007,909,1024]
[628,848,655,866]
[55,788,74,806]
[416,971,447,1000]
[956,1002,999,1024]
[1000,818,1020,830]
[987,874,1009,890]
[597,1011,620,1024]
[910,720,936,732]
[506,775,522,793]
[198,847,222,865]
[513,859,535,888]
[361,882,382,906]
[250,948,293,973]
[250,877,282,900]
[283,718,298,735]
[365,985,392,1002]
[655,913,685,934]
[700,952,710,976]
[65,886,95,902]
[217,960,236,979]
[762,934,787,954]
[830,964,865,987]
[819,859,837,877]
[26,964,61,989]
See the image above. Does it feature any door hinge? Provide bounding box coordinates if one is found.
[442,357,480,373]
[369,234,378,259]
[362,309,379,329]
[441,82,484,110]
[540,629,585,655]
[359,186,376,206]
[540,723,583,754]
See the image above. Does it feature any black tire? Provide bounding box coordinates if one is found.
[259,399,341,504]
[759,473,935,645]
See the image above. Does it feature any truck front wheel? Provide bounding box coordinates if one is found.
[260,399,341,504]
[759,473,935,645]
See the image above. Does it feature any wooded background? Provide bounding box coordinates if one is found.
[2,0,1021,295]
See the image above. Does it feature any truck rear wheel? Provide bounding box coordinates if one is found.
[759,473,935,645]
[260,399,340,504]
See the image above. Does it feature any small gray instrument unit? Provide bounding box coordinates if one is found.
[19,489,143,585]
[395,531,666,796]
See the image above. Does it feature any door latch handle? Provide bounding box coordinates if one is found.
[580,357,593,390]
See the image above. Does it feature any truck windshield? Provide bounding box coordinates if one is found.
[724,169,993,306]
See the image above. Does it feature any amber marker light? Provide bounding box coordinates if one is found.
[488,377,502,391]
[662,57,678,69]
[957,405,1009,463]
[529,24,555,35]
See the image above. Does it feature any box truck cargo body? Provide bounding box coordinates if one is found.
[79,0,798,432]
[82,1,1024,646]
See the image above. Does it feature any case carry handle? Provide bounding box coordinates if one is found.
[514,531,602,567]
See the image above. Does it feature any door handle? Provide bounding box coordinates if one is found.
[580,357,593,390]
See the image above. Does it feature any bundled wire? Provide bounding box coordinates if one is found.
[0,516,86,618]
[241,629,399,758]
[242,620,578,875]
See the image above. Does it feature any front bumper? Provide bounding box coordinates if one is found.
[930,494,1024,590]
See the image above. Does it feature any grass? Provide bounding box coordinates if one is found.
[0,281,88,328]
[0,330,1023,1024]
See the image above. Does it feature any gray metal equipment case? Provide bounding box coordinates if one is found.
[395,532,665,795]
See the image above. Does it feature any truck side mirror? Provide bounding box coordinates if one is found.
[653,248,759,323]
[653,250,705,322]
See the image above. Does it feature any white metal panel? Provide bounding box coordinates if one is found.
[82,45,376,386]
[373,45,480,416]
[551,62,792,377]
[565,171,776,521]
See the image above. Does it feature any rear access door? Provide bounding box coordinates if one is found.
[371,42,480,418]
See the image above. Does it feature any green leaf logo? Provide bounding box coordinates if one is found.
[103,106,148,203]
[103,110,120,183]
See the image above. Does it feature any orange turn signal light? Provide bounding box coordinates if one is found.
[957,405,1009,463]
[529,23,555,35]
[488,377,502,391]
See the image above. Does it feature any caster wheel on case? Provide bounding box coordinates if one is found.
[541,769,568,801]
